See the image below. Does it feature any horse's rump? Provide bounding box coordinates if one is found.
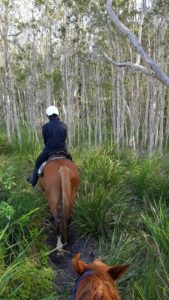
[39,159,79,244]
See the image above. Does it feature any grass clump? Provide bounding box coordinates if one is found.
[73,146,169,300]
[74,184,130,236]
[0,255,56,300]
[0,144,57,299]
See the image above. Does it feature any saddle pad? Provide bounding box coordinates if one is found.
[38,155,66,176]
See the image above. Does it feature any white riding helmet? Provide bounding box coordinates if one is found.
[46,106,59,116]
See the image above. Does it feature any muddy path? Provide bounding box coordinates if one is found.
[46,221,99,300]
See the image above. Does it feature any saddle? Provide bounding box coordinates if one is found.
[38,152,67,177]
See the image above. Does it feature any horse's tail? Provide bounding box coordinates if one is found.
[58,166,71,242]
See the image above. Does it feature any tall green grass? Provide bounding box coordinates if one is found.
[1,136,169,299]
[73,146,169,300]
[0,139,57,299]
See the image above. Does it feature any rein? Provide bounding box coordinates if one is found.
[71,270,93,300]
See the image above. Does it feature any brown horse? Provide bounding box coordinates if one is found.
[38,159,79,247]
[72,252,129,300]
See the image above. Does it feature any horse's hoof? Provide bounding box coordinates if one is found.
[56,235,64,250]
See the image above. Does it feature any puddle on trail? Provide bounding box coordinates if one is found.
[46,221,98,300]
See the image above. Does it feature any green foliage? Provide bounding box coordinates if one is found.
[35,0,45,5]
[74,147,131,236]
[0,256,55,300]
[74,184,129,236]
[126,154,169,200]
[0,145,57,299]
[53,68,63,99]
[0,201,15,221]
[13,63,30,85]
[141,199,169,259]
[153,0,169,16]
[129,200,169,299]
[73,146,169,299]
[1,139,169,299]
[96,199,169,300]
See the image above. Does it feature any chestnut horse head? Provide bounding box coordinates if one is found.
[38,159,79,247]
[72,252,129,300]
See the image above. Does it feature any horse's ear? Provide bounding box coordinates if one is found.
[72,252,88,275]
[108,264,130,280]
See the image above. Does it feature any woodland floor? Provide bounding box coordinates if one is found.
[46,221,98,300]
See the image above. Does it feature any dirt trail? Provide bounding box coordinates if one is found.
[47,223,98,300]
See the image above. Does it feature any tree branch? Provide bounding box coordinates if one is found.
[101,51,155,77]
[8,31,22,37]
[106,0,169,87]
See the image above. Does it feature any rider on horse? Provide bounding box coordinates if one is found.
[27,105,72,187]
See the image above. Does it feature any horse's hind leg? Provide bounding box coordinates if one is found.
[47,191,61,237]
[49,203,64,250]
[49,202,58,230]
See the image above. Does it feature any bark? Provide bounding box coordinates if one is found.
[96,62,102,145]
[81,62,91,147]
[45,1,53,107]
[2,2,12,143]
[115,3,121,148]
[101,52,155,77]
[111,67,116,144]
[9,63,22,145]
[148,78,156,155]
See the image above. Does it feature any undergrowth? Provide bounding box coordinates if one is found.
[0,134,169,299]
[73,147,169,300]
[0,136,57,300]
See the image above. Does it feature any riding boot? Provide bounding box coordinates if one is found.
[27,166,38,187]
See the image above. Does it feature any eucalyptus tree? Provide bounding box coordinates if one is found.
[0,0,21,143]
[106,0,169,154]
[107,0,169,86]
[0,0,62,142]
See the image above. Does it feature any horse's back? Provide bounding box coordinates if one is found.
[39,159,79,193]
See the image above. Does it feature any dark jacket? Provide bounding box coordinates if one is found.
[42,117,67,153]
